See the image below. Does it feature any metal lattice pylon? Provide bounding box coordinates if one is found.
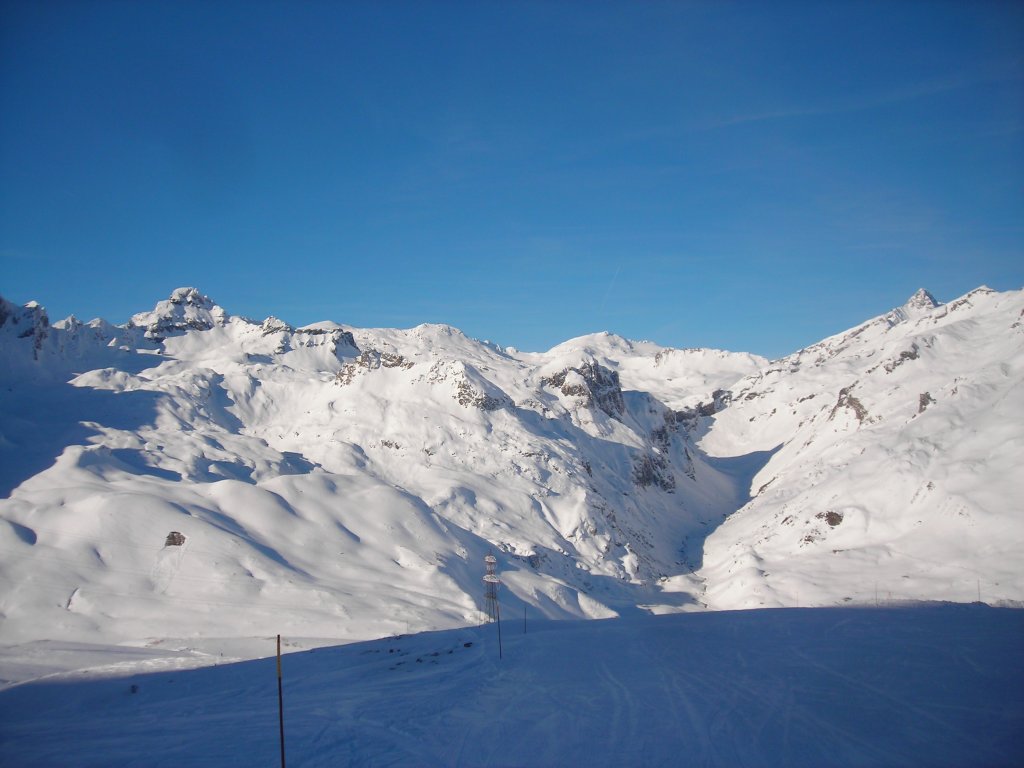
[483,553,500,623]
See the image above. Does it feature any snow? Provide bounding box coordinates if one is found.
[1,284,1023,764]
[1,605,1021,767]
[697,286,1024,610]
[2,287,766,662]
[518,331,768,410]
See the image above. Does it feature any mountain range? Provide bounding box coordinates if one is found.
[1,284,1021,681]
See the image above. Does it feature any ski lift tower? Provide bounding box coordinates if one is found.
[483,552,503,659]
[483,553,500,623]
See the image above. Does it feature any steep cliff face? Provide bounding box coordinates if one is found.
[0,295,50,362]
[540,360,625,418]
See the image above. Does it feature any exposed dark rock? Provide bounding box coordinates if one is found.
[260,317,293,335]
[918,392,935,413]
[683,447,696,481]
[671,389,731,432]
[381,351,413,369]
[2,299,51,358]
[883,344,920,373]
[455,379,506,411]
[829,385,869,423]
[134,288,222,341]
[169,287,206,306]
[816,511,844,527]
[632,452,676,492]
[424,360,511,411]
[335,347,407,385]
[541,361,625,418]
[165,531,186,547]
[651,425,671,451]
[358,348,413,371]
[293,327,357,350]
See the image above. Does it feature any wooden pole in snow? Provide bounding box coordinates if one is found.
[277,634,286,768]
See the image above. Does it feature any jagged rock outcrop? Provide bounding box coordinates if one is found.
[885,288,939,326]
[541,360,625,417]
[260,316,293,335]
[292,325,357,353]
[632,452,676,492]
[427,360,512,411]
[129,287,227,341]
[335,347,413,385]
[0,296,50,360]
[829,384,870,424]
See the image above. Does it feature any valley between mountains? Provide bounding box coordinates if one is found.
[1,285,1022,682]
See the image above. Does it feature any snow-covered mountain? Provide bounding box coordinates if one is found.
[1,285,1021,679]
[698,286,1024,609]
[0,286,766,668]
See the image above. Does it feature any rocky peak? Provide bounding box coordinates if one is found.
[905,288,939,312]
[169,287,215,308]
[541,359,625,418]
[0,296,50,356]
[130,287,227,341]
[885,288,940,327]
[260,316,293,336]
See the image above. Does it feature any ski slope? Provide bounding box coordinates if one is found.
[1,604,1021,767]
[1,285,1023,766]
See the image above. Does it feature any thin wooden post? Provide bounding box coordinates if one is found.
[277,634,286,768]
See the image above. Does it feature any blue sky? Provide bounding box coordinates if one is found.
[1,1,1022,358]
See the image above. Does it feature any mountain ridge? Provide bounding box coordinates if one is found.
[1,284,1021,679]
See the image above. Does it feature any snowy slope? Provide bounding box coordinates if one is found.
[1,284,1022,684]
[1,605,1021,768]
[515,331,766,409]
[0,288,765,668]
[697,287,1024,609]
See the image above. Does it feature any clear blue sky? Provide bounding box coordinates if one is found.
[2,1,1022,358]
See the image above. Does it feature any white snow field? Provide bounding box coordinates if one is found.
[0,286,771,665]
[1,285,1023,765]
[1,605,1021,767]
[697,287,1024,610]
